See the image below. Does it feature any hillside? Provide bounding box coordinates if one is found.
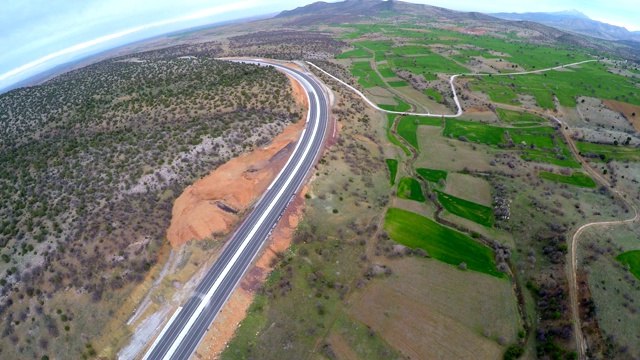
[0,44,302,359]
[491,10,640,42]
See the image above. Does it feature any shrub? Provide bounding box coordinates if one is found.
[504,345,524,360]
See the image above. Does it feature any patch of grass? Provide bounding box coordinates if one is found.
[390,52,469,76]
[377,65,396,78]
[496,108,546,124]
[391,45,429,55]
[332,315,400,359]
[386,114,411,156]
[615,250,640,280]
[384,208,503,278]
[349,61,385,88]
[510,127,556,149]
[521,150,582,168]
[576,141,640,162]
[397,177,425,202]
[388,80,409,87]
[386,159,398,186]
[424,88,443,103]
[336,47,371,59]
[354,40,393,52]
[416,168,447,183]
[397,115,442,150]
[436,191,495,227]
[539,171,596,188]
[444,119,507,145]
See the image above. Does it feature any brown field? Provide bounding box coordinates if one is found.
[348,257,521,359]
[445,173,492,206]
[602,99,640,132]
[327,332,361,360]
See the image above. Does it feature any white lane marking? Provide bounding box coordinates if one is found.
[158,62,321,360]
[141,307,183,360]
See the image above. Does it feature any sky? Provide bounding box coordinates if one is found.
[1,0,638,92]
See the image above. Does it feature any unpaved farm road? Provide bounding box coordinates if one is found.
[314,57,638,360]
[559,123,639,359]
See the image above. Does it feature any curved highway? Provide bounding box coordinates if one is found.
[142,60,328,360]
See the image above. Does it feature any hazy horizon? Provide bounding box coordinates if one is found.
[1,0,638,92]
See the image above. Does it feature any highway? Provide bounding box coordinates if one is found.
[142,60,329,360]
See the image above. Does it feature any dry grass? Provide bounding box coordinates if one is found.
[414,126,497,172]
[445,173,492,206]
[348,257,521,359]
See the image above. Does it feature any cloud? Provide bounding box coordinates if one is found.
[0,1,260,87]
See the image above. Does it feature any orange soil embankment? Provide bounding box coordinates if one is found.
[165,120,304,248]
[166,68,308,249]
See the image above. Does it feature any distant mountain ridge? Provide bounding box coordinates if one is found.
[490,10,640,42]
[276,0,496,24]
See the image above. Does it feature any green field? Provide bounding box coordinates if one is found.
[377,64,396,78]
[468,62,640,108]
[397,115,442,150]
[388,80,409,87]
[386,114,411,156]
[416,168,447,183]
[436,191,495,227]
[390,52,469,76]
[354,40,393,52]
[496,108,546,124]
[386,159,399,185]
[539,171,597,188]
[444,119,507,145]
[384,208,503,278]
[379,96,411,112]
[616,250,640,280]
[349,61,385,88]
[576,141,640,162]
[336,47,371,59]
[521,149,582,168]
[510,127,556,149]
[424,88,444,103]
[397,177,425,202]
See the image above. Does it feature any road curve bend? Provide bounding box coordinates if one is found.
[142,60,329,360]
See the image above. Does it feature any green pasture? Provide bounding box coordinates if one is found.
[384,208,503,278]
[386,159,399,186]
[397,177,425,202]
[616,250,640,280]
[539,171,596,188]
[424,88,443,102]
[386,114,411,156]
[468,62,640,108]
[416,168,447,183]
[496,108,546,124]
[444,119,507,145]
[576,141,640,162]
[377,65,396,78]
[436,191,495,227]
[397,115,442,150]
[336,47,371,59]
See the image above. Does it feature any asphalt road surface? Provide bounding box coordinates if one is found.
[143,60,329,360]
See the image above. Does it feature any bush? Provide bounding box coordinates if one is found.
[504,344,524,360]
